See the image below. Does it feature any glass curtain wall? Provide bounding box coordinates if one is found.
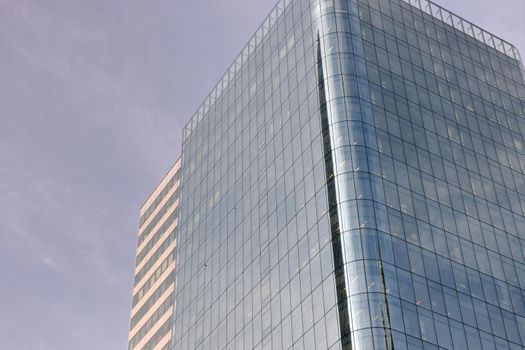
[317,0,525,348]
[173,1,343,349]
[171,0,525,349]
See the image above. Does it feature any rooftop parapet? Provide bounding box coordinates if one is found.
[182,0,523,142]
[402,0,521,62]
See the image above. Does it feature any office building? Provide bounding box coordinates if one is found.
[128,160,181,350]
[130,0,525,349]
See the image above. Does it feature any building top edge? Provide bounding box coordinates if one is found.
[181,0,522,142]
[140,157,181,214]
[402,0,521,63]
[181,0,291,142]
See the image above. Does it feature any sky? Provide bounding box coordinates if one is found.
[0,0,523,349]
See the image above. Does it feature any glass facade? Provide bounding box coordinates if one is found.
[174,1,343,348]
[318,0,525,349]
[131,0,525,349]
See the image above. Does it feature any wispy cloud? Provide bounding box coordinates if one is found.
[41,255,62,271]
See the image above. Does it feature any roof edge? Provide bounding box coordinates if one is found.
[402,0,522,63]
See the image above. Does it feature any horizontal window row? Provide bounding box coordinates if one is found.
[128,296,173,349]
[137,186,179,246]
[132,254,174,308]
[139,169,180,228]
[136,208,179,267]
[134,231,176,286]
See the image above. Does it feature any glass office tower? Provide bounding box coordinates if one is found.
[129,0,525,349]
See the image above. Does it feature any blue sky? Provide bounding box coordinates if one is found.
[0,0,523,349]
